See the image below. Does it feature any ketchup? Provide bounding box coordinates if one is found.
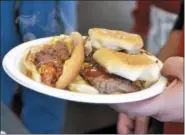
[83,66,103,77]
[83,65,116,79]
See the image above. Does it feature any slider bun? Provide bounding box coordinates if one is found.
[23,32,84,89]
[68,75,99,94]
[93,48,162,83]
[88,28,143,53]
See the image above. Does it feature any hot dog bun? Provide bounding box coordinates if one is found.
[56,32,84,88]
[23,32,84,89]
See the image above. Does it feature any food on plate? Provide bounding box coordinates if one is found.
[68,75,99,94]
[22,32,84,89]
[22,28,164,94]
[68,28,163,94]
[85,28,144,54]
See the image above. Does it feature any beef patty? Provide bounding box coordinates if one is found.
[80,64,140,94]
[81,50,142,94]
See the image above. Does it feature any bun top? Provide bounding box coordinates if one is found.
[88,28,143,53]
[93,48,162,83]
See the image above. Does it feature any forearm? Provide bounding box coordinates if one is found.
[157,31,181,62]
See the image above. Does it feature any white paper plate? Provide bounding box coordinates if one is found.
[2,36,168,104]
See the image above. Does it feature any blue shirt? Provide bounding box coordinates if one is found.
[1,0,78,133]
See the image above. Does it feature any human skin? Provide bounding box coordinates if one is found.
[113,57,184,125]
[117,30,182,134]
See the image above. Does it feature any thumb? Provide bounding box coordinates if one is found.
[162,57,184,81]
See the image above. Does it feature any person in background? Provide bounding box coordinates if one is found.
[157,2,184,133]
[118,1,184,134]
[132,0,181,55]
[1,1,78,133]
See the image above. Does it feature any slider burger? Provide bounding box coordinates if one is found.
[68,28,162,94]
[22,32,84,89]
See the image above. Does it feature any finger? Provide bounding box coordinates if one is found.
[134,116,149,134]
[117,113,134,134]
[162,57,184,81]
[117,126,129,134]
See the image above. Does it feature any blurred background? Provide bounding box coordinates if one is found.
[78,1,135,34]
